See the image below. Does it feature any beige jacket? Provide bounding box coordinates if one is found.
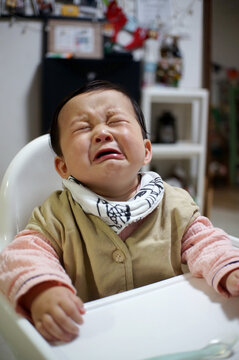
[26,182,200,302]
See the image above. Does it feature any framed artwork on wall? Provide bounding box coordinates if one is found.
[47,19,103,59]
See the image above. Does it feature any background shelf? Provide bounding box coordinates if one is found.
[142,86,209,212]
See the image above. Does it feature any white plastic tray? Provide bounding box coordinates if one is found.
[53,274,239,360]
[1,274,239,360]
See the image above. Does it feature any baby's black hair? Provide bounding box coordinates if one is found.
[50,80,148,156]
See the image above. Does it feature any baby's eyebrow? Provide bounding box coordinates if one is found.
[106,108,124,117]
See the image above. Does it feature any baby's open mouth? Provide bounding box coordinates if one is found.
[94,148,124,162]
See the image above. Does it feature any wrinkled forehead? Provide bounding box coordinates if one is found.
[58,89,136,122]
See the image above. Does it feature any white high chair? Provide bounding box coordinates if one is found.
[0,134,62,360]
[0,135,239,360]
[0,134,62,251]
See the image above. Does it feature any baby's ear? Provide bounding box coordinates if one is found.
[54,156,70,179]
[143,139,152,165]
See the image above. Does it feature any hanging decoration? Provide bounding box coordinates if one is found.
[105,0,127,43]
[103,0,199,87]
[104,0,147,51]
[156,35,183,87]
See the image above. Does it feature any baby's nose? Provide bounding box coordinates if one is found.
[94,129,113,143]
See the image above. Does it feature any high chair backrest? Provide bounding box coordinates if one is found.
[0,135,62,250]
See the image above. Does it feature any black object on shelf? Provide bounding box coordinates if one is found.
[156,111,177,143]
[41,56,141,134]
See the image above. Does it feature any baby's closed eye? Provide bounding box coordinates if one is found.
[107,118,128,126]
[73,123,91,132]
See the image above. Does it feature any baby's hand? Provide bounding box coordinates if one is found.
[221,269,239,296]
[30,286,85,343]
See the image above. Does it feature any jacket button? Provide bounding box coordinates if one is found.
[112,249,125,263]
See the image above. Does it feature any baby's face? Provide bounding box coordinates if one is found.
[55,89,152,199]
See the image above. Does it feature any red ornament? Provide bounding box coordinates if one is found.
[124,27,147,50]
[105,1,127,42]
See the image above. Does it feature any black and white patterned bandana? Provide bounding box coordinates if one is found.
[62,172,164,234]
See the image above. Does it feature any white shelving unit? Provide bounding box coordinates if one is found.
[141,86,209,212]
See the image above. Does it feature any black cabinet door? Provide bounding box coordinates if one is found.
[42,57,141,133]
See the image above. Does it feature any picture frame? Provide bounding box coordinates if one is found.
[47,19,103,59]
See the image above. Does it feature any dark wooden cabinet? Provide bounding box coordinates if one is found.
[41,56,141,133]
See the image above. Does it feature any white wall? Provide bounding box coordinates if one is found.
[0,20,42,182]
[169,0,203,89]
[0,0,203,183]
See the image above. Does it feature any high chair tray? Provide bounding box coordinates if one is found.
[54,274,239,360]
[1,274,239,360]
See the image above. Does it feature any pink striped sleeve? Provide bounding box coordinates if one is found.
[0,229,76,317]
[181,216,239,296]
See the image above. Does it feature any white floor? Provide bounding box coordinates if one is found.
[210,186,239,238]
